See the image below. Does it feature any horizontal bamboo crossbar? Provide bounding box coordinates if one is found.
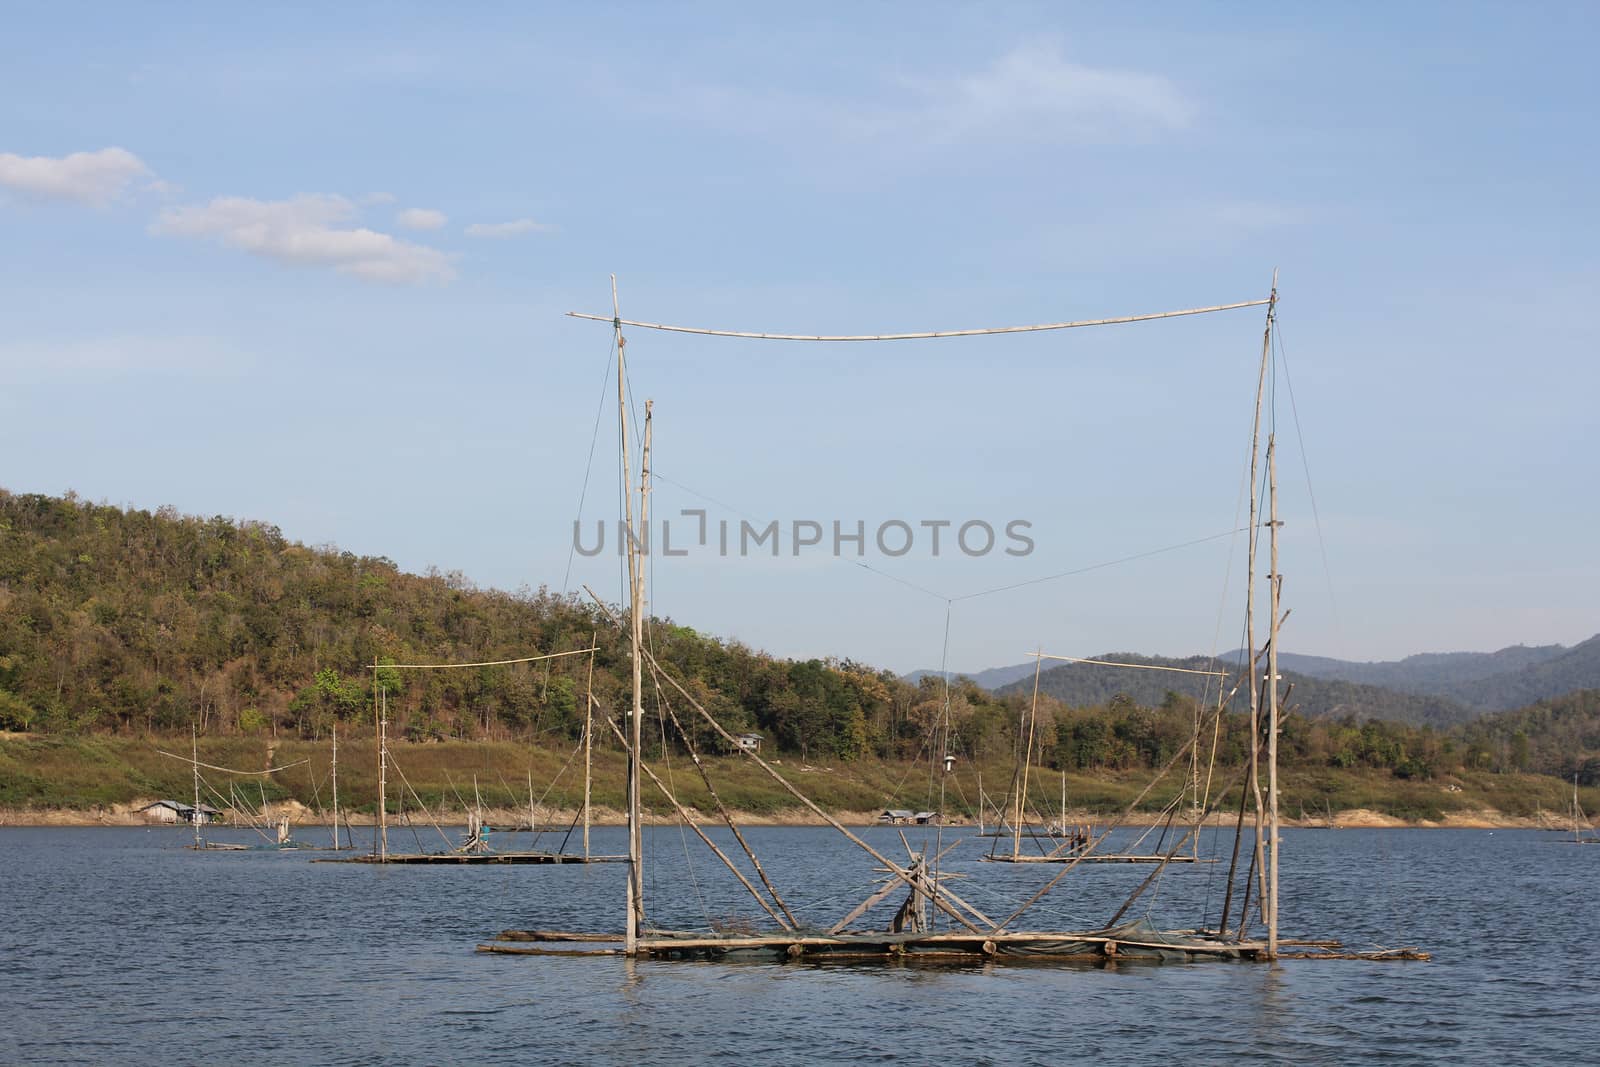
[157,751,311,776]
[1279,949,1431,961]
[372,647,597,670]
[566,300,1270,342]
[477,945,624,957]
[474,931,1429,962]
[495,930,623,942]
[631,931,1261,957]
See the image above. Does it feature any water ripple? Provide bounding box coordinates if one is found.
[1,826,1592,1065]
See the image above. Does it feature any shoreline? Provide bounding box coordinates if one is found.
[8,735,1591,833]
[0,802,1568,831]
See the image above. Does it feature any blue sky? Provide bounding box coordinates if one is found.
[2,3,1596,675]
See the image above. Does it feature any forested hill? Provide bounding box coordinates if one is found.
[0,489,948,760]
[1456,689,1600,783]
[996,653,1476,728]
[2,489,1594,791]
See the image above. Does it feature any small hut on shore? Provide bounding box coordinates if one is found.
[139,800,222,826]
[878,810,941,826]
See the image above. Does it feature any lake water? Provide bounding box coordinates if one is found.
[1,823,1592,1065]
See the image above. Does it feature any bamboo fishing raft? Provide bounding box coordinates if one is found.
[334,852,619,865]
[316,648,628,865]
[476,278,1428,966]
[981,655,1233,866]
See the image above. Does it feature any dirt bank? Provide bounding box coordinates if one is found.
[0,802,1555,830]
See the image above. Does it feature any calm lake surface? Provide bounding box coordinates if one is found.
[2,823,1592,1065]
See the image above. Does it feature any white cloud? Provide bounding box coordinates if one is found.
[465,218,554,239]
[396,207,447,230]
[628,41,1190,153]
[0,147,151,206]
[152,193,456,284]
[904,42,1192,142]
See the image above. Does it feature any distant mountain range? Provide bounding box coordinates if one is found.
[994,654,1478,727]
[907,635,1600,726]
[904,663,1041,691]
[1224,643,1569,692]
[1221,636,1600,712]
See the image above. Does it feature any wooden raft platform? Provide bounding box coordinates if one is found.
[476,928,1428,963]
[477,927,1267,963]
[312,852,628,865]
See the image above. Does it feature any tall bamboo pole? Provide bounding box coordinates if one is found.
[1267,434,1282,957]
[637,400,654,894]
[583,636,596,859]
[1245,274,1277,927]
[192,725,202,848]
[1014,654,1043,858]
[379,685,389,863]
[1060,769,1067,835]
[331,719,340,850]
[614,276,645,955]
[1189,684,1200,818]
[1219,768,1250,936]
[976,766,984,834]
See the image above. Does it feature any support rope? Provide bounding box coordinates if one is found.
[157,751,310,776]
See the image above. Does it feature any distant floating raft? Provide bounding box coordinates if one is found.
[313,851,628,865]
[982,853,1217,864]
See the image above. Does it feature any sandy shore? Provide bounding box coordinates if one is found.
[0,801,1561,830]
[0,801,889,829]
